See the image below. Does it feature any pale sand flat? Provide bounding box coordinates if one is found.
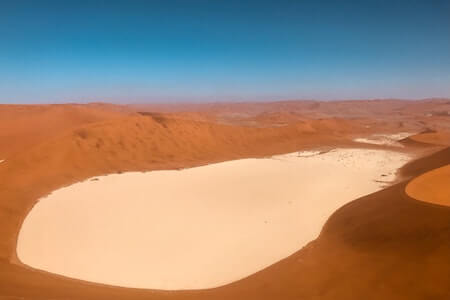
[353,132,413,147]
[17,148,411,290]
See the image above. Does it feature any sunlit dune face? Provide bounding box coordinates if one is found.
[409,132,450,146]
[406,164,450,206]
[17,149,410,290]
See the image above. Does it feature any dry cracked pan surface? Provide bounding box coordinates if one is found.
[0,100,449,300]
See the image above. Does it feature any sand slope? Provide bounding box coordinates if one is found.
[406,164,450,206]
[0,103,129,158]
[409,132,450,146]
[0,101,450,299]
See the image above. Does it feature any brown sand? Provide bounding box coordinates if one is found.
[1,100,450,299]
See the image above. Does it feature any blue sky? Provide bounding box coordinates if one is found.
[1,0,449,103]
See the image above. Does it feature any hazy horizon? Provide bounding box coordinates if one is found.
[1,0,450,103]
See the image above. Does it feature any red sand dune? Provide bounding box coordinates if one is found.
[0,100,449,299]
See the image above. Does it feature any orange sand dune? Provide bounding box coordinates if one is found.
[131,98,450,130]
[409,131,450,146]
[0,101,450,300]
[0,111,367,262]
[406,165,450,206]
[0,103,131,158]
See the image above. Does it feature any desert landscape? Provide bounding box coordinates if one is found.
[0,99,449,299]
[1,1,450,299]
[17,148,411,290]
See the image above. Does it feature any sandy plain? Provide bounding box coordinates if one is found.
[0,99,449,300]
[17,148,411,289]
